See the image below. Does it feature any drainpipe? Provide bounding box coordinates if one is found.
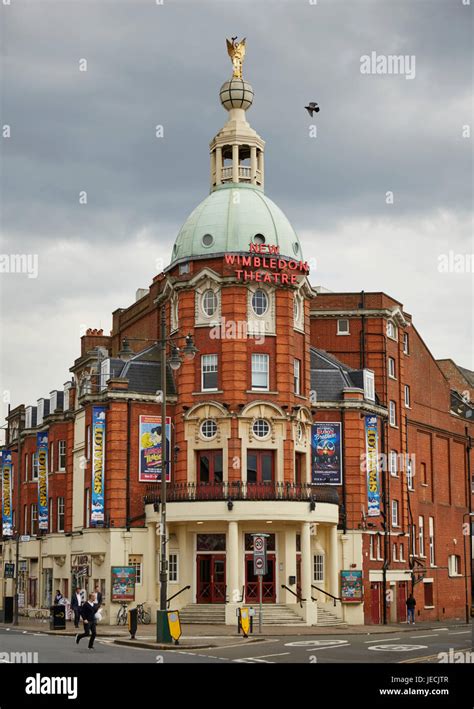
[359,291,366,370]
[466,425,473,611]
[381,416,389,625]
[126,399,131,531]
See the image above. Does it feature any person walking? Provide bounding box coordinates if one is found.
[75,593,99,650]
[94,585,103,607]
[71,588,83,629]
[406,593,416,624]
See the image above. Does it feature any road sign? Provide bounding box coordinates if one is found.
[254,536,264,552]
[254,556,266,575]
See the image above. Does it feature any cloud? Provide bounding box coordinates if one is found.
[0,0,472,433]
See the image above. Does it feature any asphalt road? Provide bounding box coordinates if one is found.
[0,625,472,664]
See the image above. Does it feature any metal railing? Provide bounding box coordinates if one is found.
[144,481,339,505]
[281,584,305,608]
[311,585,341,607]
[166,585,191,609]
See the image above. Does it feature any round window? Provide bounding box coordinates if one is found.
[251,289,268,316]
[202,233,214,247]
[252,419,270,439]
[202,289,218,317]
[253,233,266,245]
[293,242,300,255]
[201,420,218,439]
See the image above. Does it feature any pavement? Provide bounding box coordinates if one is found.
[0,622,472,664]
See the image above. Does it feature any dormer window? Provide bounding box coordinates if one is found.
[363,370,375,402]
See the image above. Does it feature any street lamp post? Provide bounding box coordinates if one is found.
[463,512,474,625]
[157,305,198,612]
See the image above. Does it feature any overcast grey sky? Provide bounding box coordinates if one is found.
[0,0,472,434]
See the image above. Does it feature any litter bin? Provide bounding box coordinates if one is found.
[128,608,138,639]
[156,610,172,643]
[50,605,66,630]
[3,597,13,624]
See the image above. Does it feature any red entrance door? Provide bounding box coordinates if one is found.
[245,554,276,603]
[247,451,274,499]
[196,555,226,604]
[397,582,408,623]
[370,582,381,624]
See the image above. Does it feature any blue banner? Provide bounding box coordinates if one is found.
[365,416,380,517]
[37,433,49,530]
[1,450,13,536]
[311,422,342,484]
[91,406,106,525]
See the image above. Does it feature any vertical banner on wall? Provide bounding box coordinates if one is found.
[91,406,106,525]
[1,451,13,536]
[37,433,49,530]
[139,415,171,482]
[311,422,343,484]
[365,415,381,517]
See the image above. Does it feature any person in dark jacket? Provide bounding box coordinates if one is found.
[70,588,83,628]
[94,586,103,607]
[406,594,416,624]
[75,593,99,649]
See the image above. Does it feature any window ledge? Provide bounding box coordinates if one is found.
[192,391,224,395]
[245,390,279,395]
[424,605,435,609]
[389,424,399,429]
[336,332,350,336]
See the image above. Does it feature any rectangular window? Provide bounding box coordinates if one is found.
[294,359,301,395]
[391,499,399,528]
[448,555,461,577]
[57,498,65,533]
[424,582,434,607]
[407,457,415,491]
[31,504,38,536]
[32,453,38,481]
[389,401,397,427]
[337,319,349,335]
[387,321,397,340]
[369,535,375,560]
[251,353,269,391]
[58,440,66,470]
[376,534,383,560]
[23,505,28,535]
[392,544,398,562]
[429,517,435,566]
[399,544,405,562]
[50,442,54,473]
[129,555,143,585]
[48,498,53,533]
[389,450,398,477]
[363,370,375,402]
[404,385,411,408]
[421,462,428,485]
[388,357,396,379]
[201,354,218,391]
[24,453,28,482]
[418,516,425,557]
[169,553,179,583]
[198,450,223,484]
[313,554,324,582]
[403,332,410,355]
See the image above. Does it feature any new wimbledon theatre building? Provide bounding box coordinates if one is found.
[1,48,472,627]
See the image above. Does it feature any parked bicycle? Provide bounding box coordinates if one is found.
[116,602,128,626]
[136,603,151,624]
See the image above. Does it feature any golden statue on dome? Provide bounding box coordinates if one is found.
[226,36,246,79]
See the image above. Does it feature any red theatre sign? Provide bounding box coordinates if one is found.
[224,243,310,285]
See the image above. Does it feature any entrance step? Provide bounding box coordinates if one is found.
[317,604,346,627]
[178,603,305,625]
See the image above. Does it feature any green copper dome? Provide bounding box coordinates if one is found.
[169,183,303,266]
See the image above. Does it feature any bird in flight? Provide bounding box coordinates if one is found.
[305,102,320,117]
